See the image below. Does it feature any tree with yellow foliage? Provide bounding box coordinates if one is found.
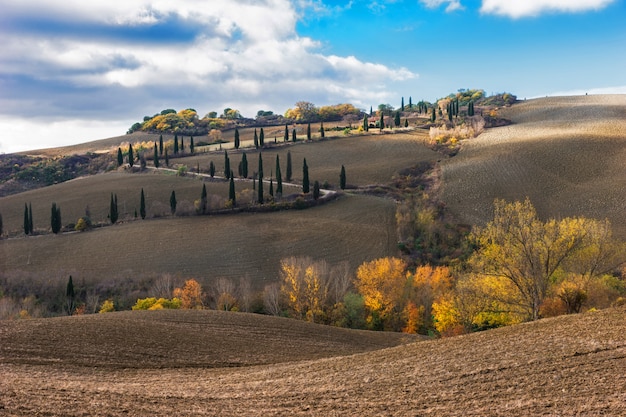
[280,257,330,322]
[173,279,204,309]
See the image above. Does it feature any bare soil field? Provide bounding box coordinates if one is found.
[440,94,626,238]
[1,306,624,416]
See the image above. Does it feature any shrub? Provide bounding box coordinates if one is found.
[99,299,115,313]
[75,216,92,232]
[131,297,181,310]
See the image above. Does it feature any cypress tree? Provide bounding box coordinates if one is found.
[154,143,159,168]
[170,190,177,214]
[24,203,29,235]
[254,129,259,149]
[286,151,292,181]
[409,96,413,109]
[224,150,230,179]
[313,180,320,200]
[51,202,61,234]
[110,193,118,224]
[380,112,384,130]
[404,118,409,127]
[269,177,274,197]
[239,153,247,178]
[284,124,289,142]
[66,276,75,316]
[363,115,369,131]
[140,188,146,219]
[200,184,207,214]
[190,136,195,154]
[340,165,346,190]
[234,128,240,149]
[431,107,436,122]
[394,111,401,127]
[0,212,3,238]
[260,128,265,147]
[238,160,243,177]
[401,97,405,111]
[181,136,185,153]
[28,203,33,234]
[369,106,373,116]
[320,121,325,138]
[117,147,123,166]
[174,134,179,154]
[275,155,282,195]
[165,148,169,167]
[292,128,297,142]
[302,158,310,193]
[209,161,215,177]
[257,153,264,204]
[128,144,134,167]
[229,176,236,207]
[307,123,311,140]
[159,134,164,155]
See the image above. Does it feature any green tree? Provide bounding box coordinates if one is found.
[28,203,33,234]
[292,128,297,142]
[409,96,412,109]
[51,202,61,234]
[320,121,325,138]
[254,129,259,149]
[66,275,75,315]
[302,158,310,193]
[241,153,248,178]
[24,203,29,235]
[257,153,264,204]
[229,176,236,206]
[269,177,274,197]
[169,190,177,214]
[234,128,240,149]
[128,144,134,167]
[340,165,346,190]
[209,161,215,177]
[190,136,195,154]
[394,111,401,127]
[117,147,123,167]
[110,193,118,224]
[159,134,164,155]
[224,150,230,179]
[154,143,159,168]
[431,107,436,122]
[313,180,320,200]
[363,115,369,131]
[200,183,207,214]
[140,188,146,219]
[380,112,384,130]
[260,128,265,147]
[284,124,289,142]
[165,148,169,167]
[286,151,293,181]
[307,123,311,140]
[404,118,409,128]
[181,136,185,153]
[174,134,179,154]
[276,155,283,195]
[401,96,405,111]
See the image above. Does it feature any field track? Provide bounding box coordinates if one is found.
[1,306,624,416]
[441,95,626,238]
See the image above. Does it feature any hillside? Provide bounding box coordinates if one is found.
[440,94,626,238]
[1,306,624,415]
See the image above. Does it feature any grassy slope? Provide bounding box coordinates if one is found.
[1,307,624,416]
[440,95,626,238]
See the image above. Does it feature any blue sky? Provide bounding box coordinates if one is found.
[0,0,624,153]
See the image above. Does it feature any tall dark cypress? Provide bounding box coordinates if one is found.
[302,158,310,193]
[254,129,259,149]
[260,128,265,147]
[159,134,164,155]
[313,180,320,200]
[181,136,185,153]
[234,128,240,149]
[292,128,297,142]
[224,150,230,179]
[229,176,236,207]
[409,96,413,109]
[200,184,207,214]
[380,112,384,130]
[269,177,274,197]
[363,115,369,131]
[110,193,118,224]
[394,111,401,127]
[117,148,123,166]
[140,188,146,219]
[51,202,61,233]
[241,153,248,178]
[170,190,177,214]
[257,153,264,204]
[190,136,195,154]
[24,203,29,235]
[307,123,311,140]
[401,97,405,111]
[28,203,33,234]
[286,151,293,181]
[128,144,134,167]
[154,143,159,168]
[284,124,289,142]
[174,134,179,154]
[340,165,346,190]
[276,155,282,195]
[209,161,215,177]
[320,121,325,138]
[66,276,75,316]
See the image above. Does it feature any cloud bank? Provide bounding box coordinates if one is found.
[480,0,616,18]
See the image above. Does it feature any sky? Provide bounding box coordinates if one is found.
[0,0,624,153]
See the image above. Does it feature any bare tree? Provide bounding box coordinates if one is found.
[263,283,282,316]
[330,261,352,305]
[214,277,238,311]
[238,276,253,313]
[150,274,173,299]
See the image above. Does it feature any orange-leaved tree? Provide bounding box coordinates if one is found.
[173,279,204,309]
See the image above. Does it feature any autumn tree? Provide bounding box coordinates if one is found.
[173,279,204,309]
[355,257,408,330]
[469,198,626,321]
[302,158,309,193]
[280,257,330,322]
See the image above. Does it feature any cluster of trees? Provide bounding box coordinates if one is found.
[284,102,361,122]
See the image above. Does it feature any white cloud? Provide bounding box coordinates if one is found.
[545,85,626,97]
[420,0,464,12]
[480,0,615,18]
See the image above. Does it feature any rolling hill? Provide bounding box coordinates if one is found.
[440,94,626,239]
[1,306,624,415]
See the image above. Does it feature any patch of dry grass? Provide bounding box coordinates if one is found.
[1,307,624,416]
